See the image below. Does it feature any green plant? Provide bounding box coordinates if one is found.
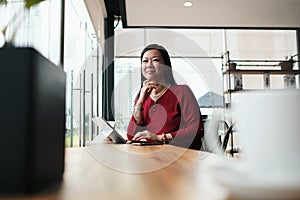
[0,0,45,45]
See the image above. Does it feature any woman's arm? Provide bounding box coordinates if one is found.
[127,99,145,140]
[127,80,157,139]
[169,85,204,149]
[133,80,157,123]
[133,100,144,124]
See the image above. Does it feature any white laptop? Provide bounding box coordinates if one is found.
[91,117,127,144]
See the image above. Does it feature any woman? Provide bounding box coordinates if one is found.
[127,44,204,150]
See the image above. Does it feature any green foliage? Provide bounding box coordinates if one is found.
[0,0,8,5]
[65,134,80,147]
[0,0,45,9]
[25,0,45,9]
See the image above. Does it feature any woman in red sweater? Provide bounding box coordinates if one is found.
[127,44,204,150]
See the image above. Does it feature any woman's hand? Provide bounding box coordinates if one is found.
[132,130,159,141]
[133,80,158,124]
[136,80,157,105]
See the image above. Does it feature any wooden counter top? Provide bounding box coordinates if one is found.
[0,144,235,200]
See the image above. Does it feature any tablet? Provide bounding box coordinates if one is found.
[131,139,163,146]
[109,129,127,144]
[92,117,127,144]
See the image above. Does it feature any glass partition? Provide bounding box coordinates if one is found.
[64,0,101,147]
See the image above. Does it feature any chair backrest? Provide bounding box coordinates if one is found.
[201,115,224,154]
[201,116,236,156]
[222,123,234,150]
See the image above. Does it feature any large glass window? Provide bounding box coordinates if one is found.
[114,27,224,134]
[114,24,298,135]
[225,30,298,90]
[64,0,102,147]
[1,0,104,147]
[0,0,62,65]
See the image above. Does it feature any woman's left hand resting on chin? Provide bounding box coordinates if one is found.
[132,130,163,141]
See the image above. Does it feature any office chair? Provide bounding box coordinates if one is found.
[218,121,240,157]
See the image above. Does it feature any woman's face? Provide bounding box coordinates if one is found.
[141,49,165,82]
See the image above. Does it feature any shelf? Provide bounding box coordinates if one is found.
[224,88,299,94]
[224,89,244,94]
[222,52,300,110]
[223,69,300,75]
[224,89,260,94]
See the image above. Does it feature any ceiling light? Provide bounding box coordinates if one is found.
[184,1,193,7]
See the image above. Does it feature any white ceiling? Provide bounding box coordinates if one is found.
[123,0,300,28]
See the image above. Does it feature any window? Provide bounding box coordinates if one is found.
[0,0,62,65]
[64,0,101,147]
[114,24,297,134]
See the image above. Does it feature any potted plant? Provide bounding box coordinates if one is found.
[0,0,66,194]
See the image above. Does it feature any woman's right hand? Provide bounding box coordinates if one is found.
[137,80,157,105]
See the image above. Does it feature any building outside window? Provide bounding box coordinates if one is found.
[114,24,298,135]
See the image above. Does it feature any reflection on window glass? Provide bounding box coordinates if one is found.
[225,30,297,60]
[64,0,99,147]
[114,58,141,134]
[114,27,297,133]
[0,0,62,65]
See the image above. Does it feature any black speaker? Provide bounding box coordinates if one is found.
[0,47,66,194]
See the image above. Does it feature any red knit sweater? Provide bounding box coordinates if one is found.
[127,85,204,150]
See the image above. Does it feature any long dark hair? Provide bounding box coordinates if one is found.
[140,44,177,86]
